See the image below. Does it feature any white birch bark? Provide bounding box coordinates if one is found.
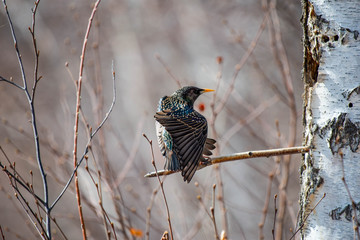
[301,0,360,239]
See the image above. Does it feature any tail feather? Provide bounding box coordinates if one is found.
[203,138,216,155]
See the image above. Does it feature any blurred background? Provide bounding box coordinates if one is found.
[0,0,303,239]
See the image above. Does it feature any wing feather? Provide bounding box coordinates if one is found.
[154,110,209,182]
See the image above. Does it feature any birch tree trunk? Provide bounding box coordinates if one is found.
[300,0,360,239]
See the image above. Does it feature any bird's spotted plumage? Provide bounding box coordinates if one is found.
[154,86,216,182]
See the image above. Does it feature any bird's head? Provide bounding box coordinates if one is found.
[173,86,214,105]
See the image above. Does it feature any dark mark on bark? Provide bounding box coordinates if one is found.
[347,85,360,100]
[330,202,360,221]
[316,113,360,154]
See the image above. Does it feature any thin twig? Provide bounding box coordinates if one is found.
[144,146,310,178]
[115,117,146,185]
[51,217,68,240]
[339,151,360,238]
[259,121,282,240]
[208,56,228,236]
[0,76,23,89]
[258,167,276,240]
[210,15,269,234]
[209,56,223,142]
[0,146,45,205]
[1,0,50,237]
[72,1,102,238]
[11,183,47,239]
[211,184,220,240]
[51,61,116,210]
[195,184,219,239]
[0,225,5,240]
[146,186,160,240]
[214,165,227,237]
[111,188,129,239]
[81,26,117,240]
[224,12,290,108]
[155,54,182,88]
[266,1,298,238]
[86,149,118,240]
[289,193,326,240]
[29,0,41,101]
[1,0,27,90]
[214,11,268,115]
[272,194,277,240]
[0,183,40,239]
[143,134,174,240]
[220,95,279,147]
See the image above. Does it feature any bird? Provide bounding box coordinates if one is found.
[154,86,216,182]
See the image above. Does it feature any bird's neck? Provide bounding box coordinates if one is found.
[171,97,194,115]
[175,97,193,108]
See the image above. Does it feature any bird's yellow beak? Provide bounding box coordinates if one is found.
[202,88,215,93]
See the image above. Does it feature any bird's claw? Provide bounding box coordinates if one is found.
[199,156,211,166]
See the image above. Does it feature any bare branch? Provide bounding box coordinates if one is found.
[0,76,24,90]
[156,54,182,88]
[13,191,48,240]
[1,0,50,237]
[51,61,116,211]
[143,134,174,240]
[0,146,45,205]
[72,1,102,238]
[259,165,277,240]
[0,226,4,240]
[144,146,310,178]
[214,11,268,115]
[1,0,28,90]
[289,193,326,240]
[339,151,360,238]
[85,151,118,240]
[29,0,41,101]
[1,147,48,239]
[267,0,298,238]
[211,184,220,240]
[272,194,277,240]
[146,186,160,240]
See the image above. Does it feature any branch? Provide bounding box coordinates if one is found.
[0,76,23,90]
[143,134,174,240]
[214,11,268,115]
[0,146,45,206]
[289,193,326,240]
[268,1,298,238]
[0,149,47,239]
[339,151,360,238]
[210,184,220,240]
[144,146,310,178]
[1,0,27,90]
[272,194,277,240]
[155,54,182,88]
[29,0,41,100]
[1,0,51,237]
[72,1,102,239]
[259,162,277,240]
[0,226,4,240]
[50,62,116,211]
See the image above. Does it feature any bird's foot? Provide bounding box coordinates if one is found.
[199,157,212,166]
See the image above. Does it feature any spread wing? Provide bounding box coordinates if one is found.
[154,110,208,182]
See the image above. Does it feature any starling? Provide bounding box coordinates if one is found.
[154,86,216,182]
